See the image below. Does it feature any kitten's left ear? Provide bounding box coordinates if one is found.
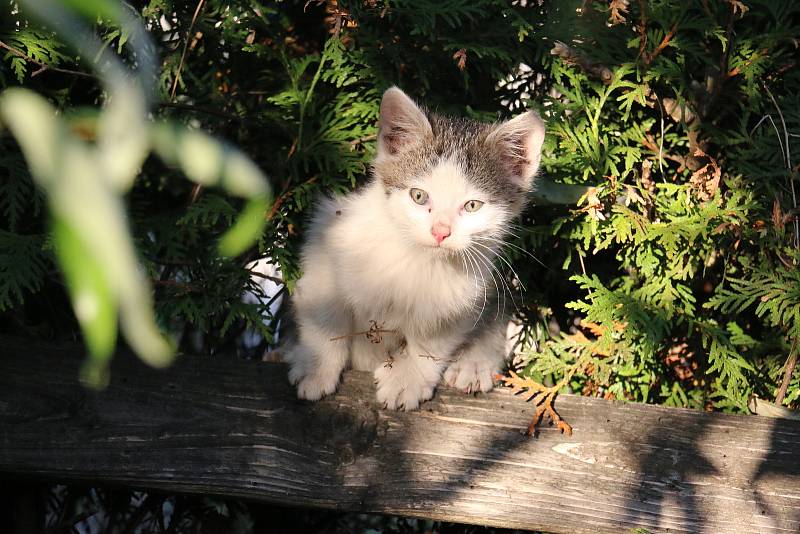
[486,111,546,189]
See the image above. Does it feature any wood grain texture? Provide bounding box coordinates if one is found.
[1,338,799,533]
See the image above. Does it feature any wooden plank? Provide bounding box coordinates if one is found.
[0,337,798,534]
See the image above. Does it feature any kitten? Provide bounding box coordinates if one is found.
[285,87,545,410]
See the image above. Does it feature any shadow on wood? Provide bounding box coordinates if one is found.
[0,338,798,533]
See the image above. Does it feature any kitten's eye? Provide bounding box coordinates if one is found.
[410,188,429,205]
[464,200,484,212]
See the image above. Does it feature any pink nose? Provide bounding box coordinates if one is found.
[431,222,451,244]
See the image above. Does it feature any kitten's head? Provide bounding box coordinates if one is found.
[373,87,545,253]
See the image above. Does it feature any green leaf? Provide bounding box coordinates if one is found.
[52,216,117,388]
[152,122,271,197]
[218,194,271,257]
[0,88,64,186]
[58,0,122,23]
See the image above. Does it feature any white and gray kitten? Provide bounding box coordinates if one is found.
[285,87,545,410]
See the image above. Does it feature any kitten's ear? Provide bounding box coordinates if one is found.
[486,111,546,189]
[377,87,432,157]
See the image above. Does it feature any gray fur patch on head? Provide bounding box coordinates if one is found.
[372,87,545,211]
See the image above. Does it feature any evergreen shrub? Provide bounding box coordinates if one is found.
[1,0,798,414]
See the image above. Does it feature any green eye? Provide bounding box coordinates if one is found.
[410,188,429,205]
[464,200,484,212]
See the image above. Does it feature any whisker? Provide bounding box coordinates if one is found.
[471,248,502,321]
[476,235,549,270]
[455,250,471,306]
[472,241,527,293]
[508,222,530,233]
[466,247,501,322]
[467,249,488,327]
[470,244,520,316]
[458,249,480,311]
[473,250,489,326]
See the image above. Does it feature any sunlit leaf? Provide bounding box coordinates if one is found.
[52,216,116,388]
[97,80,149,191]
[0,88,64,186]
[218,194,271,257]
[152,122,271,196]
[57,0,121,23]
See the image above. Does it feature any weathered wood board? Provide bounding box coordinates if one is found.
[1,338,798,533]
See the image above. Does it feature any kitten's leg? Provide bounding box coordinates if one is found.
[443,324,505,394]
[285,266,353,401]
[350,328,387,371]
[374,339,447,410]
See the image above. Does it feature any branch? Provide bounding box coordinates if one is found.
[329,320,399,344]
[501,370,573,436]
[637,0,648,62]
[643,23,677,65]
[158,102,242,122]
[763,84,799,249]
[550,41,612,84]
[0,40,93,79]
[267,176,318,220]
[349,133,377,147]
[775,338,798,406]
[248,270,284,286]
[530,178,594,206]
[151,279,202,293]
[169,0,207,100]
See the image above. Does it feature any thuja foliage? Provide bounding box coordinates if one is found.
[514,0,800,413]
[1,0,798,419]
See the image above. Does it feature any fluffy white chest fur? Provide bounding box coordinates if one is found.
[330,181,478,335]
[285,87,545,410]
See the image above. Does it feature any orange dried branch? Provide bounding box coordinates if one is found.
[452,49,467,71]
[645,23,678,65]
[608,0,629,26]
[501,370,573,436]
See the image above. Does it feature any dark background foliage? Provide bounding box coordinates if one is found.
[1,0,799,531]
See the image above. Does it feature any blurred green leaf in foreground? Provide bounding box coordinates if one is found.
[0,0,271,386]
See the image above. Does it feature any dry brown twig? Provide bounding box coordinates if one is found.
[307,0,357,38]
[500,370,573,436]
[644,23,677,65]
[689,148,722,202]
[330,320,398,344]
[452,49,467,71]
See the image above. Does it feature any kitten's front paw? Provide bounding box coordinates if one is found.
[444,358,497,394]
[374,362,435,411]
[288,365,339,401]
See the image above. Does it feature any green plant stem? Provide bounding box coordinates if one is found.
[297,42,332,153]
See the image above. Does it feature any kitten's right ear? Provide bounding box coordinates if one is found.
[377,87,432,158]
